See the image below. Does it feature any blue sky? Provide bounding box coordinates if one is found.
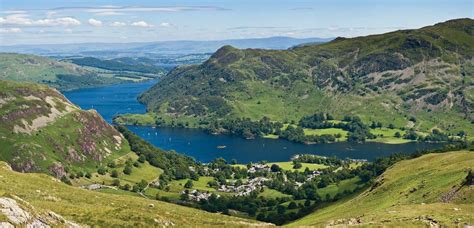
[0,0,472,45]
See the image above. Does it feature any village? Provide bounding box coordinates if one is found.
[179,156,353,201]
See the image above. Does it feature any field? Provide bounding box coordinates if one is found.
[144,176,220,200]
[258,187,292,198]
[316,177,364,199]
[289,151,474,227]
[268,162,328,171]
[0,162,268,227]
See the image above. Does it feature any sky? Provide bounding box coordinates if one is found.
[0,0,472,45]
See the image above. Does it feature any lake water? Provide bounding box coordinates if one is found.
[64,81,445,163]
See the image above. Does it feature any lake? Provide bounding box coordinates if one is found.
[64,81,445,163]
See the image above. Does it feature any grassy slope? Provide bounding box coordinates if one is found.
[0,80,129,176]
[72,153,163,187]
[0,53,137,90]
[289,151,474,227]
[0,162,268,227]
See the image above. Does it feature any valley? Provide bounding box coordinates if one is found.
[0,9,473,227]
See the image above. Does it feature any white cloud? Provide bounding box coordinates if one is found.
[2,10,27,14]
[46,11,57,18]
[159,22,172,27]
[131,21,153,28]
[0,14,81,26]
[35,17,81,26]
[110,21,126,27]
[0,28,22,33]
[82,6,228,15]
[88,18,103,27]
[95,11,124,16]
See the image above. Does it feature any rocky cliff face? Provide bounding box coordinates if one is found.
[0,80,129,177]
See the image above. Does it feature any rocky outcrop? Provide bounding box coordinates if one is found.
[0,196,83,227]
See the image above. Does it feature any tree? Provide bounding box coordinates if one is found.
[121,184,130,191]
[293,162,302,169]
[123,165,132,175]
[256,213,266,221]
[230,159,237,165]
[111,170,119,178]
[138,155,146,163]
[97,167,107,175]
[288,201,297,209]
[108,161,117,168]
[277,205,286,214]
[394,132,401,138]
[184,180,193,188]
[112,179,121,186]
[465,169,473,186]
[271,164,281,172]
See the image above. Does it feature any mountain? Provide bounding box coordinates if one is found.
[289,151,474,226]
[0,162,267,227]
[0,37,333,58]
[0,53,161,91]
[65,56,165,74]
[0,80,130,177]
[137,18,474,137]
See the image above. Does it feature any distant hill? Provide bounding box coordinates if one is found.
[66,56,165,74]
[0,162,267,227]
[0,53,161,91]
[0,36,333,57]
[0,80,130,177]
[290,151,474,226]
[137,18,474,136]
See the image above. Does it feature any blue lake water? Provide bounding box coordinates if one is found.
[64,81,445,163]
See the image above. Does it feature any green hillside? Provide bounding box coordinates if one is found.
[131,18,474,137]
[289,151,474,227]
[0,162,268,227]
[0,53,158,91]
[0,80,130,177]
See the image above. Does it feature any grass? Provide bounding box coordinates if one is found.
[72,153,162,187]
[289,151,474,227]
[0,162,267,227]
[169,177,216,193]
[316,177,364,199]
[144,176,218,201]
[258,187,292,199]
[268,162,328,172]
[368,127,412,144]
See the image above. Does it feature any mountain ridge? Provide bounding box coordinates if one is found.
[135,18,474,137]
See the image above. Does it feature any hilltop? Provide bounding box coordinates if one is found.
[0,53,162,91]
[0,162,268,227]
[289,151,474,227]
[0,80,130,177]
[133,18,474,137]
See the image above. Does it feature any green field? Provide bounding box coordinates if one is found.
[268,162,328,171]
[0,162,267,227]
[145,176,219,200]
[258,187,292,199]
[290,151,474,227]
[316,177,364,199]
